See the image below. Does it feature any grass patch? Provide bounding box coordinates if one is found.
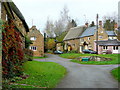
[60,53,120,65]
[10,61,66,88]
[111,67,120,82]
[33,55,47,59]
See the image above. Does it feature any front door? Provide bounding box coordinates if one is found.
[85,45,88,49]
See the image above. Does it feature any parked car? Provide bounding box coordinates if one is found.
[54,50,63,54]
[82,49,97,54]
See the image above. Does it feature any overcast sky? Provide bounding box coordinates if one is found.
[13,0,119,32]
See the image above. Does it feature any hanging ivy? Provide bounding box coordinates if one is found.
[2,21,24,79]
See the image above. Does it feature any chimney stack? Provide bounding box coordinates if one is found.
[99,21,102,27]
[85,22,88,27]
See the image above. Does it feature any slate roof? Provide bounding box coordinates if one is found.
[96,39,120,46]
[79,26,96,38]
[63,26,86,41]
[106,31,116,36]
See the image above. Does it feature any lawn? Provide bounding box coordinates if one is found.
[60,53,120,65]
[33,55,47,59]
[111,67,120,82]
[10,61,66,88]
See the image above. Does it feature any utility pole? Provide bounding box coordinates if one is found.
[96,14,99,54]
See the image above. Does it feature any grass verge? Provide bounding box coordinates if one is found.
[111,67,120,82]
[10,61,66,88]
[33,55,47,59]
[60,53,120,65]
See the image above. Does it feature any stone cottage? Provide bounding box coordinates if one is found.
[28,26,44,57]
[63,26,84,52]
[63,21,120,54]
[79,21,118,53]
[63,25,87,52]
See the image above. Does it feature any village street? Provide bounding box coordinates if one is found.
[34,54,120,88]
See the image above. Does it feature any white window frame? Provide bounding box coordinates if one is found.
[113,37,117,39]
[101,31,103,33]
[113,46,118,50]
[103,46,108,50]
[30,36,36,41]
[88,37,90,41]
[30,46,37,51]
[109,36,113,40]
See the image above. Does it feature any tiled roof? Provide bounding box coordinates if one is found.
[105,31,116,36]
[63,26,86,41]
[6,1,29,32]
[79,26,96,38]
[96,39,120,46]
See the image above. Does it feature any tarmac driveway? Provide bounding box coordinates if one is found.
[34,54,120,88]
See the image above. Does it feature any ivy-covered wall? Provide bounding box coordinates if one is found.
[2,21,24,79]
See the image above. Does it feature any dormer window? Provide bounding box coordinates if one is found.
[30,36,36,41]
[88,37,90,40]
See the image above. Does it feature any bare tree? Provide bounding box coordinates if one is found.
[102,12,118,31]
[66,19,77,31]
[102,12,118,23]
[44,17,55,37]
[54,5,71,36]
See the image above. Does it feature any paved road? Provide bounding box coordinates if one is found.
[34,54,120,88]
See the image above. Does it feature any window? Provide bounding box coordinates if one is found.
[30,36,36,41]
[73,44,75,47]
[113,37,117,39]
[103,46,108,50]
[99,36,103,39]
[30,46,37,51]
[80,38,84,42]
[88,37,90,40]
[109,36,117,40]
[109,36,113,40]
[113,46,118,50]
[6,14,8,21]
[101,31,103,33]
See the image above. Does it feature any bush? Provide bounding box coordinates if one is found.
[106,50,112,54]
[2,79,12,89]
[23,49,33,61]
[2,21,24,79]
[68,50,78,53]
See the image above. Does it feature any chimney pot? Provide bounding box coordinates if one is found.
[99,21,102,27]
[85,22,88,27]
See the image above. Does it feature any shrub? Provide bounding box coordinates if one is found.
[25,36,32,49]
[106,50,112,54]
[23,48,33,61]
[2,21,24,79]
[68,50,78,53]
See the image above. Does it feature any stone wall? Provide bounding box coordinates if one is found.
[64,39,80,52]
[28,26,44,57]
